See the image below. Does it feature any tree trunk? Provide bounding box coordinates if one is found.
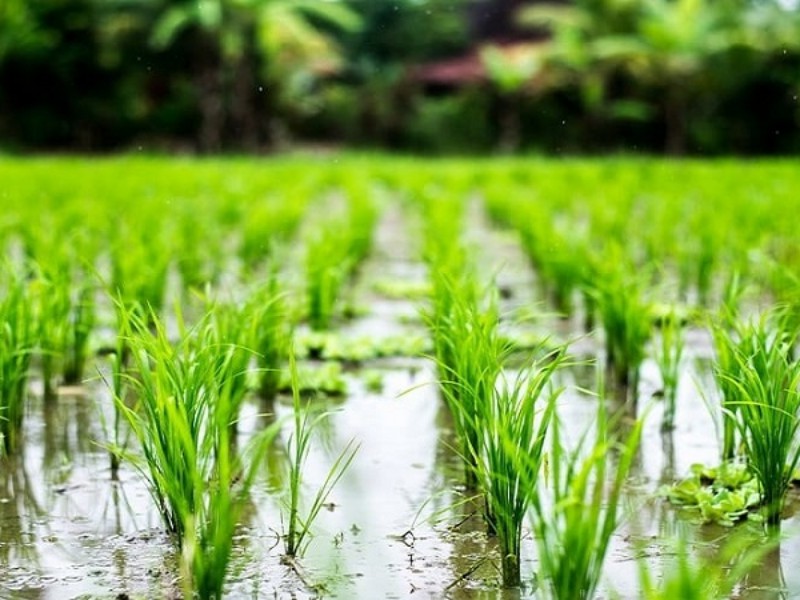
[664,89,687,155]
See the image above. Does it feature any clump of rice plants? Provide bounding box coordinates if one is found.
[282,351,358,558]
[251,275,288,401]
[32,269,96,398]
[32,267,71,401]
[62,280,95,385]
[0,270,34,455]
[110,304,275,598]
[425,271,508,490]
[475,346,566,587]
[181,410,276,600]
[530,408,642,600]
[304,191,377,330]
[305,223,352,331]
[239,198,305,274]
[718,315,800,531]
[518,213,589,319]
[592,255,653,403]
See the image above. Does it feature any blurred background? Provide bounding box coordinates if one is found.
[1,0,799,155]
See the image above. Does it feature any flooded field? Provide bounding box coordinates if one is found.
[2,158,800,599]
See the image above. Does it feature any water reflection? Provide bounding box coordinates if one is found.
[742,545,786,600]
[0,456,42,569]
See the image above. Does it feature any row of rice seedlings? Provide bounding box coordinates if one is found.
[0,269,34,456]
[531,407,643,600]
[714,314,800,531]
[282,351,359,557]
[419,201,488,482]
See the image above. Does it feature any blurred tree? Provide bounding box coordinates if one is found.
[335,0,470,146]
[0,0,131,148]
[480,44,544,151]
[522,0,800,153]
[148,0,358,151]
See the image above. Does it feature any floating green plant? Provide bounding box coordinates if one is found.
[661,462,761,527]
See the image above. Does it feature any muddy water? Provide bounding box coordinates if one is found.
[1,203,798,599]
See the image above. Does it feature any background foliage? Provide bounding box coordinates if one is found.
[0,0,798,154]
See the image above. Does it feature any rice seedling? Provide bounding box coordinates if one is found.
[174,206,223,292]
[204,296,260,434]
[0,269,34,455]
[654,309,683,431]
[180,402,277,600]
[304,187,377,331]
[518,216,588,319]
[250,275,288,401]
[110,221,172,321]
[305,224,352,331]
[474,345,567,587]
[720,316,800,531]
[709,272,747,461]
[32,266,71,401]
[62,280,96,385]
[530,407,643,600]
[282,351,358,557]
[103,298,132,476]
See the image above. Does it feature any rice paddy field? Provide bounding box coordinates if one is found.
[2,155,800,599]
